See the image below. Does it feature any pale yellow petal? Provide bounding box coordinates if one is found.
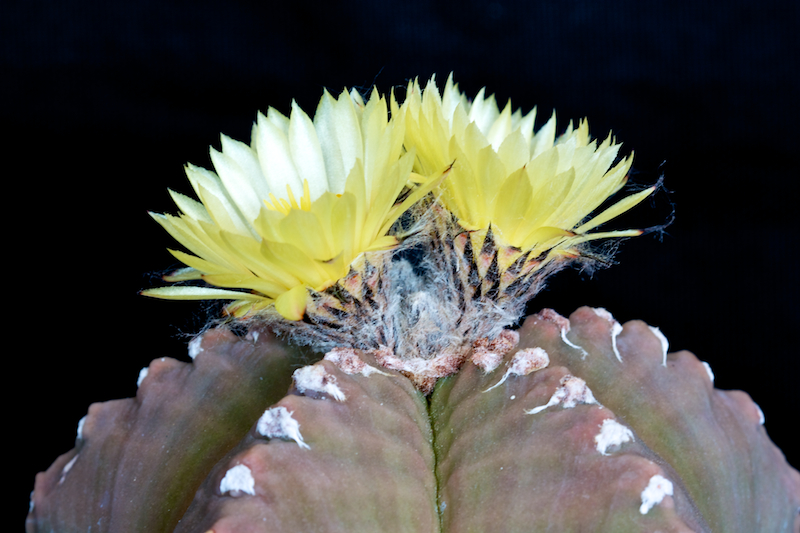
[162,267,203,282]
[289,100,328,199]
[274,284,308,320]
[575,186,655,234]
[142,286,266,300]
[530,112,557,159]
[255,112,303,198]
[168,190,211,222]
[211,134,270,221]
[200,273,285,297]
[314,90,362,193]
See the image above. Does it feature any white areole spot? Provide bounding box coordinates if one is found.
[592,307,614,321]
[484,347,550,392]
[592,307,623,362]
[755,402,766,425]
[472,349,504,373]
[537,308,570,329]
[220,464,256,496]
[188,336,203,360]
[58,454,79,485]
[701,361,714,383]
[525,375,599,414]
[542,310,589,358]
[257,406,310,449]
[561,328,589,358]
[610,322,623,362]
[324,347,389,377]
[293,365,346,401]
[648,326,669,367]
[471,330,520,373]
[77,416,86,440]
[639,474,673,514]
[595,418,634,455]
[137,367,148,387]
[246,330,260,343]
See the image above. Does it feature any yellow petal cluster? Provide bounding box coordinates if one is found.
[143,88,434,320]
[397,75,653,271]
[144,75,653,325]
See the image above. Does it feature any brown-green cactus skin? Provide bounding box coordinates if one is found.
[27,328,307,532]
[27,308,800,532]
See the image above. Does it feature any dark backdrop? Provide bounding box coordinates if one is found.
[7,0,798,523]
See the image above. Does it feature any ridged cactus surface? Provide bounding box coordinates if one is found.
[176,350,438,532]
[27,328,303,532]
[27,307,800,532]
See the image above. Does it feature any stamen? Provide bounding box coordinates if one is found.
[285,184,300,210]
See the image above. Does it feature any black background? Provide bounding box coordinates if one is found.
[8,0,798,524]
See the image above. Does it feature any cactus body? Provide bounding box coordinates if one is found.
[27,328,303,532]
[27,307,800,532]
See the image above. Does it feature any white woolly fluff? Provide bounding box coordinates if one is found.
[560,327,588,358]
[639,474,673,514]
[293,365,346,401]
[76,416,86,440]
[594,418,634,455]
[593,308,624,362]
[219,464,256,496]
[648,326,669,366]
[257,407,310,449]
[484,347,550,392]
[188,335,203,360]
[384,258,467,359]
[137,367,148,387]
[701,361,714,383]
[755,402,766,425]
[58,455,79,485]
[610,322,623,362]
[525,375,599,415]
[591,307,615,321]
[324,348,389,377]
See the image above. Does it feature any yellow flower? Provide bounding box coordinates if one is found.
[397,75,654,278]
[143,88,434,320]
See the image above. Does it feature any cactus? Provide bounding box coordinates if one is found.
[27,76,800,531]
[27,309,800,531]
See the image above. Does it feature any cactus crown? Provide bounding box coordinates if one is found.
[143,74,653,391]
